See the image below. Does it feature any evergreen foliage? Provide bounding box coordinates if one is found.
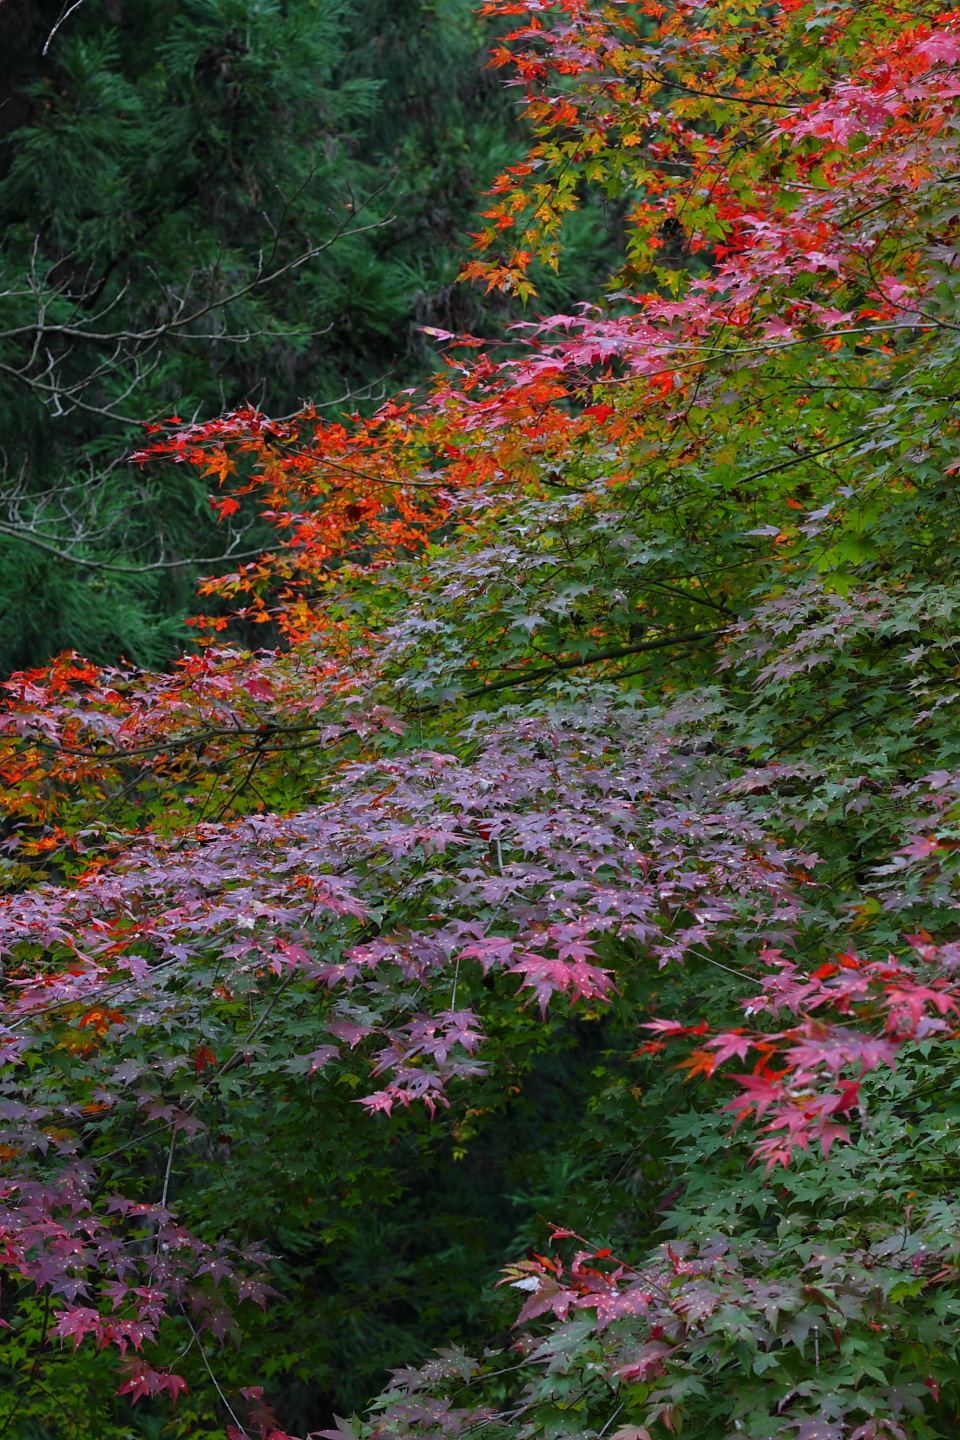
[0,0,619,673]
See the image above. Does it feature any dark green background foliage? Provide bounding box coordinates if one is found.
[0,0,618,673]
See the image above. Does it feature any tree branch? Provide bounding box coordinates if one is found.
[416,627,726,710]
[43,0,88,55]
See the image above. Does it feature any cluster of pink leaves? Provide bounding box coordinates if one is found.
[714,582,960,692]
[0,1164,273,1404]
[0,704,810,1093]
[0,706,811,1384]
[870,768,960,913]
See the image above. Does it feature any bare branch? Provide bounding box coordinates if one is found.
[42,0,89,56]
[0,198,394,348]
[0,521,274,574]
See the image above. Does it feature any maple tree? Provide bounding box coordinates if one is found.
[4,0,960,1436]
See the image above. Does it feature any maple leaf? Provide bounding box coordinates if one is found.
[303,1046,339,1075]
[723,1070,785,1121]
[614,1340,674,1384]
[790,1420,844,1440]
[316,1417,360,1440]
[704,1030,755,1065]
[640,1019,709,1038]
[211,495,242,520]
[674,1048,717,1080]
[512,1274,575,1325]
[783,1022,898,1077]
[509,953,613,1016]
[117,1361,188,1405]
[52,1307,104,1349]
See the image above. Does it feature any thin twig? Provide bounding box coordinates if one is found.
[159,1127,177,1216]
[43,0,87,55]
[0,521,271,574]
[178,1306,248,1433]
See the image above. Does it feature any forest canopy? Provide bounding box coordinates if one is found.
[2,1,960,1439]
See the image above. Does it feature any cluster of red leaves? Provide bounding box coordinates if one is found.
[132,402,500,641]
[640,939,960,1169]
[472,0,959,303]
[0,644,403,851]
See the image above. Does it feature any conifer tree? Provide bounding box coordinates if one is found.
[0,0,530,672]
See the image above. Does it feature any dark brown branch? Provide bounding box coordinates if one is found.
[416,627,726,711]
